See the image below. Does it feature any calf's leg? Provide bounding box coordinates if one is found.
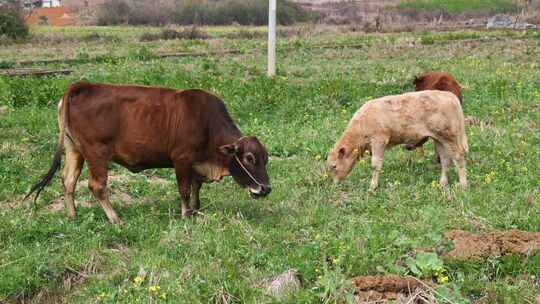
[441,142,468,189]
[62,141,84,219]
[174,163,194,218]
[87,160,122,224]
[369,139,387,192]
[434,141,451,187]
[450,149,468,189]
[191,176,203,213]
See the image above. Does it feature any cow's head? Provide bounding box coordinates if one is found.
[413,75,426,91]
[327,145,362,183]
[219,136,271,198]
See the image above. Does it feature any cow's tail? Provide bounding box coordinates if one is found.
[457,102,469,154]
[23,88,72,204]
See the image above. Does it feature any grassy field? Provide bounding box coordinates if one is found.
[397,0,519,13]
[1,25,540,303]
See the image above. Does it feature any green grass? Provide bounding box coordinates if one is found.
[1,26,540,303]
[398,0,519,13]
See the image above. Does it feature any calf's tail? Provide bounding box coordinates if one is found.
[23,89,71,204]
[457,103,469,154]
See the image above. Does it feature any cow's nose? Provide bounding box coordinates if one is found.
[262,185,272,195]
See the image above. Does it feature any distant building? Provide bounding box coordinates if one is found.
[42,0,61,7]
[21,0,61,8]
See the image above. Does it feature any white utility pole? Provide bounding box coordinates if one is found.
[268,0,277,77]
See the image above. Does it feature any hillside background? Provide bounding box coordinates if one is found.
[37,0,540,28]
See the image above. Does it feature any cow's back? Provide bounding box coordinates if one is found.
[356,90,463,144]
[414,72,463,103]
[65,83,223,171]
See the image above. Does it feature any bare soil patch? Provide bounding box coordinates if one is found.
[444,229,540,260]
[352,275,427,302]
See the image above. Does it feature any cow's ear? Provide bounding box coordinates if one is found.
[338,147,346,159]
[219,144,237,156]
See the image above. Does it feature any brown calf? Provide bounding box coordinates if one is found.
[409,71,463,156]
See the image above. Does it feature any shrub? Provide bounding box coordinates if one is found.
[97,0,314,26]
[96,0,131,25]
[0,4,29,41]
[224,29,266,39]
[139,27,209,42]
[174,0,313,26]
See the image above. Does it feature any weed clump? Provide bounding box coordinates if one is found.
[139,27,209,42]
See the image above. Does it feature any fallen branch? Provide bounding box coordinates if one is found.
[0,68,73,77]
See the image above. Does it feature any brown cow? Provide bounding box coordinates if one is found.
[25,82,271,224]
[327,90,468,191]
[408,71,463,156]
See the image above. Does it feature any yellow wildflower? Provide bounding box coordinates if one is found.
[133,276,144,286]
[485,171,496,184]
[148,285,161,293]
[438,275,449,284]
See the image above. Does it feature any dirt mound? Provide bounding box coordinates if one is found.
[352,275,426,302]
[444,229,540,260]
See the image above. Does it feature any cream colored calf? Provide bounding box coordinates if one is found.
[327,90,468,191]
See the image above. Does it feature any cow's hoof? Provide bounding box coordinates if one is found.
[404,144,416,151]
[109,217,124,225]
[181,209,194,218]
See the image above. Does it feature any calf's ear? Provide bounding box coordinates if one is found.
[338,147,346,159]
[219,144,237,155]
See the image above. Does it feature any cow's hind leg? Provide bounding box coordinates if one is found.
[87,159,122,224]
[439,141,468,189]
[448,145,468,189]
[174,163,194,218]
[434,141,451,188]
[62,140,84,219]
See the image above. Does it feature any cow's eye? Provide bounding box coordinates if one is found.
[244,153,255,165]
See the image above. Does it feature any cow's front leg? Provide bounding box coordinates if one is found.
[191,176,203,214]
[369,139,387,192]
[174,163,194,218]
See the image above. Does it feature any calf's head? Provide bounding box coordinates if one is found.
[327,145,362,183]
[219,136,271,198]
